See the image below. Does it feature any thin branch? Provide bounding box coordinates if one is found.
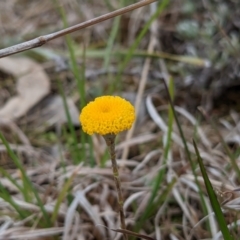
[0,0,156,59]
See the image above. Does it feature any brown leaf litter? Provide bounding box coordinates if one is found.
[0,57,50,121]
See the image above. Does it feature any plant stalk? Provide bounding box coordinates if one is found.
[103,134,127,240]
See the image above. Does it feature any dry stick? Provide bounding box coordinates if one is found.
[153,0,170,85]
[0,0,156,59]
[121,12,157,161]
[103,134,128,240]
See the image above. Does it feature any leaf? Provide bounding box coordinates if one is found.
[0,57,50,120]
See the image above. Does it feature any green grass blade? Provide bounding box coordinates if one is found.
[51,170,76,224]
[162,79,210,231]
[163,76,174,165]
[119,0,170,73]
[137,77,174,225]
[58,80,81,164]
[0,167,23,193]
[70,49,208,67]
[193,140,233,240]
[104,15,121,69]
[103,0,115,10]
[54,0,87,162]
[56,1,86,108]
[135,178,176,232]
[112,0,170,91]
[0,133,31,202]
[210,118,240,179]
[147,177,177,219]
[0,183,28,219]
[0,132,51,227]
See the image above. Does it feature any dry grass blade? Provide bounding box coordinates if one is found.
[116,133,158,150]
[63,193,80,240]
[122,7,157,161]
[75,191,106,237]
[0,227,63,239]
[146,95,214,161]
[111,228,156,240]
[0,0,239,239]
[123,191,146,211]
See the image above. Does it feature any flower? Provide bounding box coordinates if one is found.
[80,96,135,135]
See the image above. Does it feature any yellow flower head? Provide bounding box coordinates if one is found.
[80,96,135,135]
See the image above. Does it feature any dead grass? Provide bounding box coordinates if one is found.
[0,0,240,239]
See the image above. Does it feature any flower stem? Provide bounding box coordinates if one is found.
[103,134,128,240]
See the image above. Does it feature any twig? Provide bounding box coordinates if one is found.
[0,0,156,59]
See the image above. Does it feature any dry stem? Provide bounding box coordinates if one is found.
[121,6,157,161]
[103,134,128,240]
[0,0,156,59]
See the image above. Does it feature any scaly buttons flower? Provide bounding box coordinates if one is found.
[80,96,135,135]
